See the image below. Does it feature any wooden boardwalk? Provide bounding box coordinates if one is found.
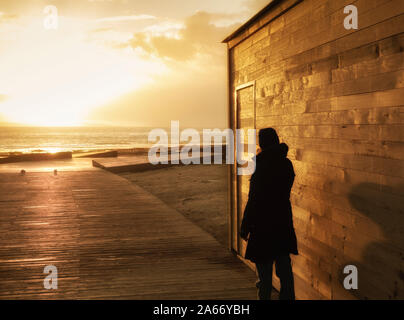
[0,168,258,299]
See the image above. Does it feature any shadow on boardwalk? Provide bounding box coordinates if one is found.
[0,169,257,299]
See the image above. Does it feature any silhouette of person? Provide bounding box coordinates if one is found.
[240,128,298,300]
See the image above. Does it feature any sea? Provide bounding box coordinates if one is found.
[0,126,159,155]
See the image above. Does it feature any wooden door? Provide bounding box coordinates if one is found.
[232,81,256,256]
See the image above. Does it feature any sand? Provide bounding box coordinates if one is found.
[119,164,228,247]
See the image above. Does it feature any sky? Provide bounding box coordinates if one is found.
[0,0,269,128]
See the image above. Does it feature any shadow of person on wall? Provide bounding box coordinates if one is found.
[337,182,404,299]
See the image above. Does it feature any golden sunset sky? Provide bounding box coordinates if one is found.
[0,0,268,127]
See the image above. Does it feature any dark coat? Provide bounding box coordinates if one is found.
[240,143,298,263]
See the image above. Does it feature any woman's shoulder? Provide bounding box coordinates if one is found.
[283,157,295,176]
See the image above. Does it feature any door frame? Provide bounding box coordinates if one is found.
[231,80,256,255]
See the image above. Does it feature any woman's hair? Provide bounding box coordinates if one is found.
[258,128,279,150]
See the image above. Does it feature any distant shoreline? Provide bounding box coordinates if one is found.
[0,143,228,158]
[0,146,152,158]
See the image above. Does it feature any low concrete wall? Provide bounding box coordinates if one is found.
[0,152,72,164]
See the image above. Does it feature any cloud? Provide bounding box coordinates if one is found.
[0,94,7,103]
[128,11,238,61]
[87,10,240,127]
[96,14,156,23]
[143,20,184,37]
[244,0,273,11]
[0,1,258,128]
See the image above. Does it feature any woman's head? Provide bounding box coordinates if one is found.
[259,128,279,150]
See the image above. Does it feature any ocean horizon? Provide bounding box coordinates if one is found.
[0,126,227,155]
[0,126,160,155]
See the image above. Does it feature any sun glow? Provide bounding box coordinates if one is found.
[0,16,163,127]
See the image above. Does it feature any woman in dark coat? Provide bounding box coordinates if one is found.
[240,128,298,300]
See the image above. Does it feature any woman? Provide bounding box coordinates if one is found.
[240,128,298,300]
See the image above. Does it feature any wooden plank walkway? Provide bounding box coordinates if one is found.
[0,169,258,299]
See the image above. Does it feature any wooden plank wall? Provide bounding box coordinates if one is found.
[228,0,404,299]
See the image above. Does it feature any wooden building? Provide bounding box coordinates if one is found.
[223,0,404,299]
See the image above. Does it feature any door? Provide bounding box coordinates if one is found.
[232,81,256,257]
